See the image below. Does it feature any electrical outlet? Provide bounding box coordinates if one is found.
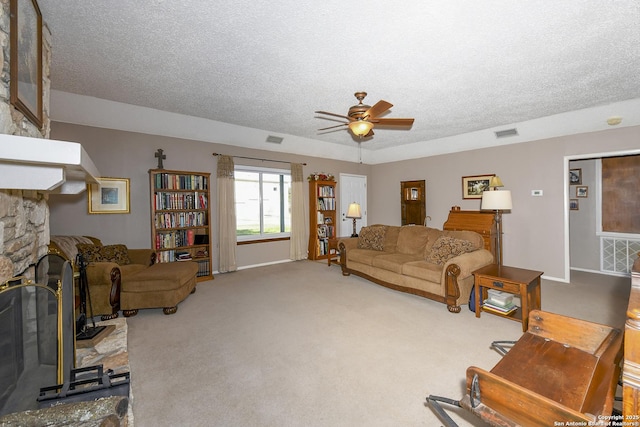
[531,190,543,196]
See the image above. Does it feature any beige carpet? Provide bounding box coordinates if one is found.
[126,261,630,427]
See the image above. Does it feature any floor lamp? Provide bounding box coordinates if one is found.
[346,203,362,237]
[481,189,512,266]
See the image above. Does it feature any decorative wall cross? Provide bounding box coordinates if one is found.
[155,149,166,169]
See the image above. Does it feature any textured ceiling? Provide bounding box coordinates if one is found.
[38,1,640,153]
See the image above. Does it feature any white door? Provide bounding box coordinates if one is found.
[339,173,367,237]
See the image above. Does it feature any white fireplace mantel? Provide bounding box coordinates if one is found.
[0,134,99,194]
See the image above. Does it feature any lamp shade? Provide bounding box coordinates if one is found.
[348,120,374,136]
[346,202,362,218]
[489,176,504,189]
[481,190,512,210]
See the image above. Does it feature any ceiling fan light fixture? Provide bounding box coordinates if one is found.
[348,120,374,137]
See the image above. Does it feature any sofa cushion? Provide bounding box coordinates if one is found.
[382,226,401,253]
[119,264,148,278]
[76,243,104,262]
[396,225,429,255]
[100,244,131,265]
[357,225,387,251]
[76,243,131,265]
[349,248,385,266]
[442,230,484,250]
[426,236,474,265]
[424,227,446,253]
[402,260,443,283]
[373,253,422,274]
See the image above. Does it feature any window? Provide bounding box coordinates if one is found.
[235,166,291,241]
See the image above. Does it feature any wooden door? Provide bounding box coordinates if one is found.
[401,180,426,225]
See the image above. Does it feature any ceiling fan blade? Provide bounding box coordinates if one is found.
[365,100,393,119]
[374,118,415,127]
[315,110,354,121]
[318,123,348,131]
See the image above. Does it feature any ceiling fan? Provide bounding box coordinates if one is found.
[315,92,415,138]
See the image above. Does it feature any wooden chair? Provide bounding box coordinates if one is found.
[428,309,623,426]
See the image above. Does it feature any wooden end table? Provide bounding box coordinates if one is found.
[327,237,340,267]
[473,264,543,332]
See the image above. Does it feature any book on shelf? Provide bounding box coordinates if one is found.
[482,299,518,315]
[175,251,192,261]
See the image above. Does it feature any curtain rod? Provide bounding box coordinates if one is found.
[212,153,306,166]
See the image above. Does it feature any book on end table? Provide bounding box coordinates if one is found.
[482,299,518,316]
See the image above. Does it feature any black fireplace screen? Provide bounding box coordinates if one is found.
[0,254,75,416]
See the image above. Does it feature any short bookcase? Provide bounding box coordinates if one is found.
[149,169,213,281]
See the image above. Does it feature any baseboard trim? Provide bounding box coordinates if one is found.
[571,267,630,278]
[212,259,294,274]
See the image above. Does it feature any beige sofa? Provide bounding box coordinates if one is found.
[338,225,494,313]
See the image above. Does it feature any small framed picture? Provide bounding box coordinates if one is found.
[569,168,582,185]
[576,186,588,198]
[317,225,327,238]
[569,199,579,210]
[87,177,130,214]
[462,174,495,199]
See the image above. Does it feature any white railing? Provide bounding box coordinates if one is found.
[601,236,640,274]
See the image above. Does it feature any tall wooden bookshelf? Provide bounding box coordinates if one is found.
[308,180,337,260]
[149,169,213,281]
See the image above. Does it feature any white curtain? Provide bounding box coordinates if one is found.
[289,163,308,260]
[217,155,237,272]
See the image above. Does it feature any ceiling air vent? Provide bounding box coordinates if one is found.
[495,128,518,138]
[266,135,283,144]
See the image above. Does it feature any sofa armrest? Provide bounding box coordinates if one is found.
[442,248,494,281]
[338,237,359,251]
[84,262,122,317]
[85,262,120,287]
[127,249,156,266]
[440,248,494,313]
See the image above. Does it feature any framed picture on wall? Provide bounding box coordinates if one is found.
[9,0,43,128]
[569,199,579,210]
[569,168,582,185]
[576,186,588,198]
[462,174,495,199]
[87,177,130,214]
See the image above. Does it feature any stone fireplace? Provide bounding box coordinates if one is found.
[0,1,52,283]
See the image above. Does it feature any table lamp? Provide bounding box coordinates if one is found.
[346,203,362,237]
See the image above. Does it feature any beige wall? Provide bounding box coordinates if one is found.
[49,122,640,279]
[369,126,640,280]
[48,122,371,271]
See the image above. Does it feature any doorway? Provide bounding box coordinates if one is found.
[565,149,640,280]
[339,173,367,237]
